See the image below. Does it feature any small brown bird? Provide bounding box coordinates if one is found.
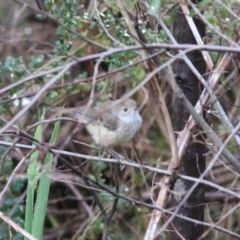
[55,99,142,146]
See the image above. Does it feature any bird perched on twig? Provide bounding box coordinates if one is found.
[54,99,142,146]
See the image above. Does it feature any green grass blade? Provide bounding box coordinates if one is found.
[31,117,61,239]
[24,110,45,239]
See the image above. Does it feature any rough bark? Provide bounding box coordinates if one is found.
[168,6,206,240]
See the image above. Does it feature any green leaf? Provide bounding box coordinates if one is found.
[31,113,61,240]
[24,110,45,239]
[149,0,161,16]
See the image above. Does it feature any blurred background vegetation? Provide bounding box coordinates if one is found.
[0,0,240,240]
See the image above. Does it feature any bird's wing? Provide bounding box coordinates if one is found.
[96,101,119,130]
[101,112,119,131]
[73,101,119,130]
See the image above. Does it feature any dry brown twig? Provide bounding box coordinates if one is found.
[0,211,37,240]
[1,139,240,200]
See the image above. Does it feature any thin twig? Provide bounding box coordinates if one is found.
[0,149,35,207]
[0,211,37,240]
[0,140,240,200]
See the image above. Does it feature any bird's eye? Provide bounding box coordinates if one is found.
[123,108,128,112]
